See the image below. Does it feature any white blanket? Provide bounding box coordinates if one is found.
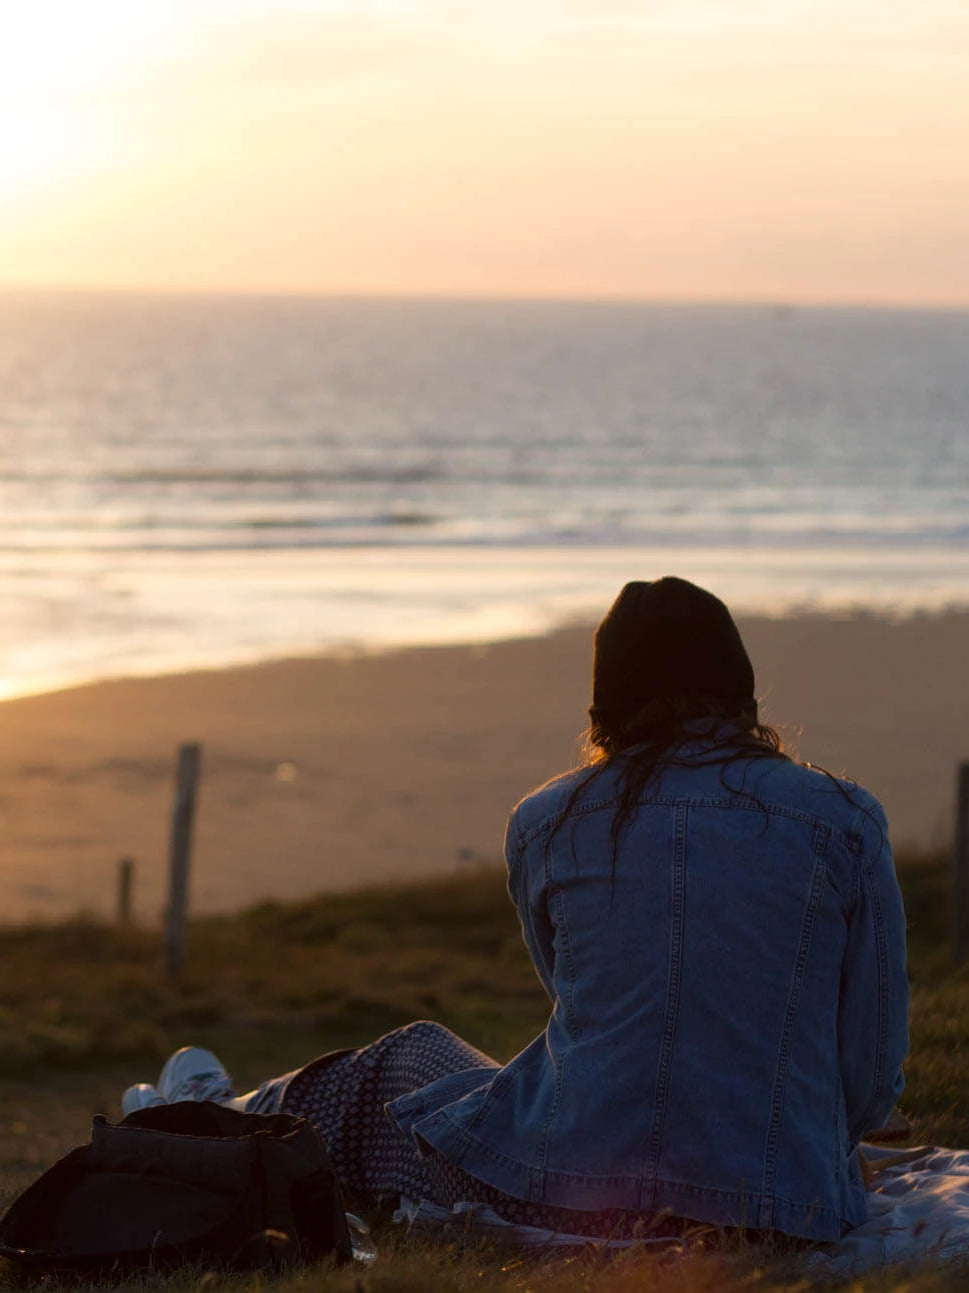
[808,1144,969,1277]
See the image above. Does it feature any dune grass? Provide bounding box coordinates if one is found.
[1,851,967,1289]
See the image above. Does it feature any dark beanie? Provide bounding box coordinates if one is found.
[591,577,755,728]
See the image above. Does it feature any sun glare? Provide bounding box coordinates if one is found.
[0,1,175,189]
[0,110,78,189]
[0,2,176,98]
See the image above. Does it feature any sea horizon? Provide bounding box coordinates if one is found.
[5,286,969,317]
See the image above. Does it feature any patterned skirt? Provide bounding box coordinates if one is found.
[280,1020,678,1240]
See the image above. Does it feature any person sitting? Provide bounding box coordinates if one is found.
[124,577,909,1243]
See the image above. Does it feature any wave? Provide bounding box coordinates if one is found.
[0,523,967,555]
[0,465,449,486]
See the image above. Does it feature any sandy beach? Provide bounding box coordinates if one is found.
[0,609,967,924]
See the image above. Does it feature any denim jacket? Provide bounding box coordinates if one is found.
[390,737,909,1240]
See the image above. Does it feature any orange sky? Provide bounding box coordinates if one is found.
[2,1,968,304]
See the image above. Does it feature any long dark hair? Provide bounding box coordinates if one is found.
[550,694,788,862]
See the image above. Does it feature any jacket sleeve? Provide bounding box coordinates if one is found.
[837,794,910,1146]
[504,806,556,1002]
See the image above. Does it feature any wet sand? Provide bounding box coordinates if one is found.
[0,610,966,922]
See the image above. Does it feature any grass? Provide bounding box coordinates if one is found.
[0,852,967,1289]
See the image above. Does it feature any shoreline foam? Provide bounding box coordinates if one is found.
[1,542,968,703]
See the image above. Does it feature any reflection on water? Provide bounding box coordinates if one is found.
[0,294,966,696]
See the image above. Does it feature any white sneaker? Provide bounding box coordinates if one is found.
[121,1083,166,1116]
[156,1046,235,1104]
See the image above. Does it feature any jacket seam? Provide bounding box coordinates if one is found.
[758,822,828,1227]
[517,794,860,850]
[641,802,687,1206]
[855,857,889,1132]
[463,1066,514,1132]
[534,1045,566,1195]
[551,887,581,1043]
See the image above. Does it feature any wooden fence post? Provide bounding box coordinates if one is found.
[164,743,202,981]
[951,762,969,964]
[117,857,134,926]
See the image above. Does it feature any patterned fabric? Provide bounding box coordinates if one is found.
[281,1021,677,1240]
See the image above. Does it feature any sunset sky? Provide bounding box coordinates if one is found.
[2,0,968,304]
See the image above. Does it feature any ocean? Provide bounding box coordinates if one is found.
[1,291,967,698]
